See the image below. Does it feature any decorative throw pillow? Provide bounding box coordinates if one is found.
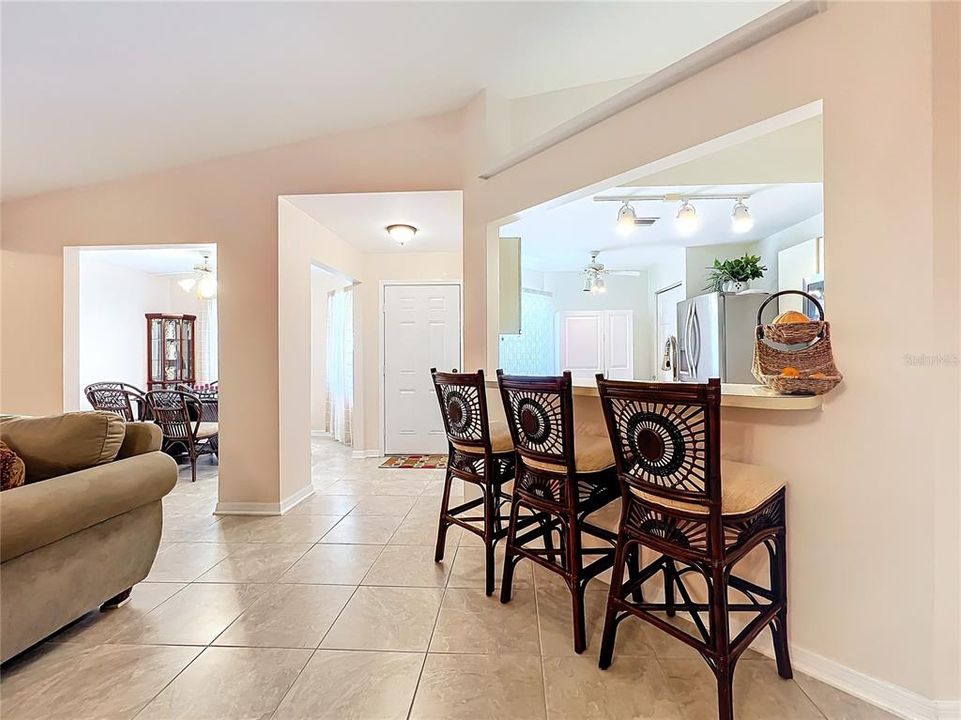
[0,440,25,491]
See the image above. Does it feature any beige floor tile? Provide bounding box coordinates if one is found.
[273,649,424,720]
[287,494,361,516]
[660,657,824,720]
[371,479,432,496]
[197,543,312,583]
[320,515,403,544]
[144,542,232,582]
[543,655,684,720]
[278,543,385,585]
[240,514,342,543]
[189,516,277,543]
[214,583,354,648]
[389,513,463,548]
[348,495,417,516]
[136,646,311,720]
[109,583,265,646]
[430,587,540,654]
[0,643,199,720]
[361,544,452,587]
[536,581,659,658]
[321,586,443,651]
[447,544,533,589]
[410,653,546,720]
[794,672,901,720]
[50,582,186,645]
[406,495,445,517]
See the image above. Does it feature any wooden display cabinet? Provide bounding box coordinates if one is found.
[146,313,196,390]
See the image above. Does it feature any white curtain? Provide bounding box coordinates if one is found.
[197,298,219,384]
[325,287,353,445]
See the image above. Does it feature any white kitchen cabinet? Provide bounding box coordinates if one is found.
[557,310,634,380]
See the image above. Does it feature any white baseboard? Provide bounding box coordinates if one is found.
[279,484,315,514]
[351,449,382,459]
[215,484,315,516]
[644,587,959,720]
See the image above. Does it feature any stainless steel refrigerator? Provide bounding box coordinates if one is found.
[676,292,776,384]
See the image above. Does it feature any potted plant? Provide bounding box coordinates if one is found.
[704,254,767,293]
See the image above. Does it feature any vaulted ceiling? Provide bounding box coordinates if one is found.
[1,1,781,198]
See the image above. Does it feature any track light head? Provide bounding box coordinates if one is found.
[676,200,699,235]
[731,199,754,234]
[616,202,638,235]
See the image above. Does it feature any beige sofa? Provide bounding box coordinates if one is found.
[0,412,177,662]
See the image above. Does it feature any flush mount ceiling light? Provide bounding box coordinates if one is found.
[177,252,217,299]
[386,223,417,245]
[675,200,699,235]
[731,198,754,233]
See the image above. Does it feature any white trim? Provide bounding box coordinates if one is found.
[478,0,825,179]
[215,484,315,516]
[351,448,383,459]
[379,280,464,456]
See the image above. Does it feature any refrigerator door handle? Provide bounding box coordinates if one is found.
[691,305,700,379]
[684,302,695,379]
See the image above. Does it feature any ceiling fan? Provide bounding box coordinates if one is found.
[582,250,640,294]
[177,252,217,299]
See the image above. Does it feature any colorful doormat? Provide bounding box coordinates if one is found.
[380,454,448,469]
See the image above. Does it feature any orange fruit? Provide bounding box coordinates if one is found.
[774,311,810,325]
[780,367,800,378]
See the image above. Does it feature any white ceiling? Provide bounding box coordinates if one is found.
[2,1,782,198]
[286,191,462,254]
[79,245,216,275]
[506,183,823,272]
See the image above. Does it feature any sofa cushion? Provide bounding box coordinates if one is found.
[0,451,177,562]
[0,412,126,483]
[0,441,25,491]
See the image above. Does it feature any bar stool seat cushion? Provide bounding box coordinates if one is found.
[196,422,219,440]
[450,421,513,455]
[524,432,615,474]
[632,459,784,516]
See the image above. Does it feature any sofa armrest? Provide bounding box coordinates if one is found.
[116,422,163,459]
[0,451,177,562]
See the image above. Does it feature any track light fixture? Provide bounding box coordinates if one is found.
[616,202,638,235]
[595,192,758,237]
[675,200,699,235]
[731,198,754,233]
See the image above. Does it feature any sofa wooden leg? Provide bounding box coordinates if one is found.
[100,587,132,611]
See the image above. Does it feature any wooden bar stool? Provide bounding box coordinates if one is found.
[595,375,791,720]
[431,368,518,596]
[497,370,623,654]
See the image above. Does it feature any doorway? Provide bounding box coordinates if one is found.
[382,282,462,455]
[654,283,685,381]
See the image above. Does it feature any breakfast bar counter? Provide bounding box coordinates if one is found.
[483,378,823,411]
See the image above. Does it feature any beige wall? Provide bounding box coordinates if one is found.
[0,0,957,705]
[464,1,958,704]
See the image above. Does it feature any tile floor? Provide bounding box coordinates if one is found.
[0,437,899,720]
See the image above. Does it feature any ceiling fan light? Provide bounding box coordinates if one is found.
[731,199,754,233]
[178,278,197,293]
[676,200,699,235]
[594,276,606,294]
[616,202,637,235]
[386,223,417,245]
[582,274,593,292]
[196,272,217,299]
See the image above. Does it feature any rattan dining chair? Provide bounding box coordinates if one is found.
[144,389,218,482]
[84,382,148,421]
[595,375,791,720]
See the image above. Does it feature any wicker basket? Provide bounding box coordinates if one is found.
[752,291,842,396]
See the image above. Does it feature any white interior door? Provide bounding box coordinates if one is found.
[557,311,604,381]
[383,284,461,455]
[655,284,685,381]
[557,310,633,381]
[604,310,634,380]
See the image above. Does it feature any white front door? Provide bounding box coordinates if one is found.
[383,284,461,455]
